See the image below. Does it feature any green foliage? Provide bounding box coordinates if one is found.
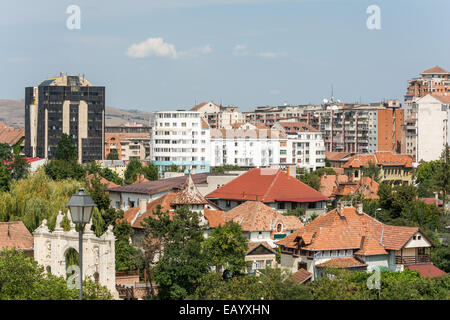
[0,164,11,192]
[113,221,141,271]
[142,205,209,299]
[0,249,112,300]
[86,175,111,211]
[106,149,119,160]
[124,158,143,184]
[313,167,337,177]
[54,133,77,162]
[432,246,450,273]
[433,144,450,203]
[142,163,158,181]
[0,169,83,232]
[189,268,313,300]
[202,221,248,273]
[283,207,306,218]
[325,158,331,167]
[44,159,85,181]
[85,161,123,185]
[0,143,13,161]
[361,161,381,182]
[10,154,30,181]
[168,164,181,173]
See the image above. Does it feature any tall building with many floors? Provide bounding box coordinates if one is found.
[151,110,211,173]
[25,74,105,163]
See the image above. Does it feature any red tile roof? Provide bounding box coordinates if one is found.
[276,206,424,252]
[316,257,367,268]
[246,241,276,255]
[171,174,208,205]
[289,268,312,284]
[325,152,353,161]
[406,264,447,278]
[0,221,34,251]
[354,237,387,256]
[223,201,303,232]
[0,123,24,145]
[206,168,328,203]
[342,152,413,169]
[204,208,225,228]
[86,173,119,189]
[421,66,449,74]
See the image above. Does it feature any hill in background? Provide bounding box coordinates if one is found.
[0,99,153,128]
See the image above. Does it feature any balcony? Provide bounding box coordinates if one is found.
[395,255,431,265]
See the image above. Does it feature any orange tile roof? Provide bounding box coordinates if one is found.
[320,175,378,200]
[276,206,422,252]
[289,268,312,284]
[201,118,210,129]
[86,173,119,189]
[316,257,367,268]
[342,152,413,168]
[0,123,24,145]
[171,174,208,205]
[204,208,225,228]
[325,152,353,161]
[0,221,33,251]
[206,168,328,203]
[191,102,209,111]
[421,65,449,74]
[224,201,303,232]
[354,237,387,256]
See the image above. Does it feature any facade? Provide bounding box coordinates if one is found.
[151,110,210,173]
[105,132,150,161]
[191,101,245,129]
[342,152,413,186]
[209,127,289,167]
[272,121,326,172]
[206,168,329,217]
[300,100,403,154]
[243,105,305,128]
[277,202,442,280]
[25,74,105,163]
[416,94,450,162]
[403,66,450,160]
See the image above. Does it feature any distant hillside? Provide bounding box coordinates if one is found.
[0,99,153,128]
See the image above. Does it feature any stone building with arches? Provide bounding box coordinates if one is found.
[33,211,118,298]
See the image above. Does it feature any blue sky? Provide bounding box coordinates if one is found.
[1,0,449,111]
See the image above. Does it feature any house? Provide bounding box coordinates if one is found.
[342,152,413,186]
[324,152,354,168]
[245,242,278,274]
[223,201,303,248]
[86,173,119,190]
[289,268,313,285]
[320,175,379,201]
[276,201,445,280]
[206,168,329,218]
[121,175,224,246]
[0,221,34,257]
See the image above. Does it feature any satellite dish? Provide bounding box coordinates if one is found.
[337,99,341,103]
[323,98,328,104]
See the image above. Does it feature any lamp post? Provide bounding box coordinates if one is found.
[67,188,96,300]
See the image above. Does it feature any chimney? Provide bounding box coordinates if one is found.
[356,201,363,215]
[336,201,343,215]
[139,199,147,214]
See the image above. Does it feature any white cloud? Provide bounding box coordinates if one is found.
[126,37,178,59]
[126,37,211,59]
[232,44,250,56]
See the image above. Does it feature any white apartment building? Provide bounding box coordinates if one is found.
[191,101,245,129]
[416,94,450,162]
[209,127,289,167]
[272,122,326,172]
[151,111,211,173]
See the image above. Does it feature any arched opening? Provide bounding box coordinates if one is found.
[65,247,79,279]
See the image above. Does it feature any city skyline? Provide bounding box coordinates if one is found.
[1,0,450,112]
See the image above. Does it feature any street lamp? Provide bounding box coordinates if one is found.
[67,188,96,300]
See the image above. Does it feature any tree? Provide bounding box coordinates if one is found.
[54,133,77,162]
[202,221,248,273]
[142,163,158,181]
[106,149,119,160]
[168,164,180,173]
[432,246,450,273]
[415,160,440,197]
[391,185,418,218]
[432,144,450,204]
[142,205,209,299]
[10,154,30,181]
[86,175,111,211]
[284,207,306,218]
[377,183,393,210]
[113,221,141,271]
[325,158,331,167]
[0,143,13,162]
[44,159,85,181]
[124,158,143,184]
[0,164,11,192]
[0,249,112,300]
[361,161,381,182]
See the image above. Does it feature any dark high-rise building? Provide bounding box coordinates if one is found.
[25,74,105,163]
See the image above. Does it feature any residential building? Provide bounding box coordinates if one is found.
[403,66,450,160]
[206,168,329,217]
[0,122,25,154]
[277,201,445,280]
[300,100,403,154]
[245,242,278,274]
[416,94,450,162]
[0,221,34,257]
[151,110,210,173]
[209,127,289,168]
[223,200,303,247]
[105,132,150,160]
[324,152,354,168]
[243,105,304,128]
[96,159,127,179]
[320,175,379,201]
[191,101,245,129]
[272,121,326,171]
[25,74,105,163]
[342,152,413,185]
